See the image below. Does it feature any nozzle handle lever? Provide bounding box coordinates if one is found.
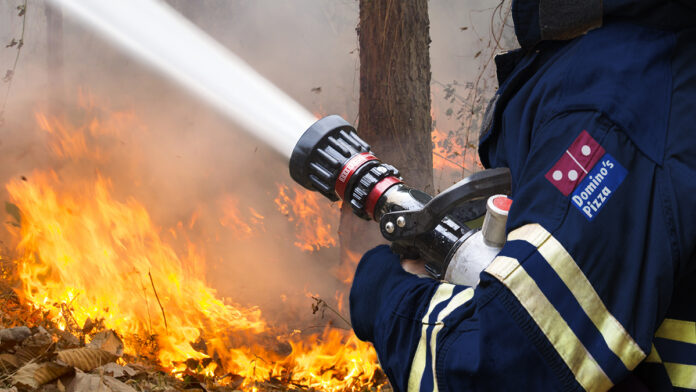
[380,167,512,240]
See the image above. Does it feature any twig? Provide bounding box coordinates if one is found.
[311,296,352,329]
[140,277,153,335]
[60,302,80,332]
[300,323,351,332]
[430,2,512,182]
[433,151,467,170]
[249,353,269,391]
[1,0,28,126]
[148,270,168,332]
[431,79,469,103]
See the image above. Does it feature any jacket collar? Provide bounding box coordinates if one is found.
[512,0,696,49]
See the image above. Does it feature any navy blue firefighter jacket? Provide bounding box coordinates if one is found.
[349,1,696,391]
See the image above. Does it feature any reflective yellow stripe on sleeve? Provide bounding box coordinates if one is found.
[486,256,613,392]
[508,224,645,369]
[408,284,454,392]
[407,285,475,392]
[651,319,696,389]
[655,318,696,344]
[644,344,661,363]
[429,288,474,392]
[664,363,696,389]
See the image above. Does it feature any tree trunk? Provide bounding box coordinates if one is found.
[357,0,433,193]
[339,0,433,276]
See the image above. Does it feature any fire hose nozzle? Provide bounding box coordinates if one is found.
[289,115,371,201]
[289,115,401,219]
[289,115,512,277]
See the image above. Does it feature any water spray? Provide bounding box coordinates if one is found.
[290,116,512,284]
[47,0,315,158]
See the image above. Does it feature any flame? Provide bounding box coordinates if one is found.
[274,184,338,252]
[218,196,265,238]
[280,328,380,390]
[36,92,136,162]
[2,102,382,390]
[7,171,266,367]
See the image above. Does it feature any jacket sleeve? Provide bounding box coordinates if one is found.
[349,111,675,391]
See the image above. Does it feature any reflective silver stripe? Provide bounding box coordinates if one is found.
[408,284,454,392]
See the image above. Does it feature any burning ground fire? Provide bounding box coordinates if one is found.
[0,99,384,391]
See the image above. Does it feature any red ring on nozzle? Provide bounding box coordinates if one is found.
[334,152,378,200]
[365,176,402,219]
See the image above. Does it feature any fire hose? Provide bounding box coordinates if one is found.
[289,115,513,286]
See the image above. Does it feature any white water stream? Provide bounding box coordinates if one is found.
[47,0,317,158]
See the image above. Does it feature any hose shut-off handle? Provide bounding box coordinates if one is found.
[379,167,512,241]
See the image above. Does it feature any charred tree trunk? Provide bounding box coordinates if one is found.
[339,0,433,273]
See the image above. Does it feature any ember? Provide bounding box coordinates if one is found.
[0,103,385,391]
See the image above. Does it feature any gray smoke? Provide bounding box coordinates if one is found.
[0,0,513,328]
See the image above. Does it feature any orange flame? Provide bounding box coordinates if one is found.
[7,171,266,367]
[274,184,338,252]
[218,196,265,238]
[2,101,382,390]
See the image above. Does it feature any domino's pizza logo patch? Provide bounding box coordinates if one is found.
[545,130,627,221]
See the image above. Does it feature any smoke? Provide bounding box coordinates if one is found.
[0,0,511,330]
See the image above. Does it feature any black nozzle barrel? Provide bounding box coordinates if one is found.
[290,115,401,219]
[289,115,370,201]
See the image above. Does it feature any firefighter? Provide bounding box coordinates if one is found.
[348,1,696,390]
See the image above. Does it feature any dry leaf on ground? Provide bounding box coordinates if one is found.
[0,327,31,350]
[22,327,52,348]
[98,363,137,378]
[57,348,118,372]
[65,372,100,392]
[16,327,54,364]
[12,362,72,389]
[66,372,136,392]
[87,330,123,357]
[56,331,81,350]
[0,353,20,370]
[102,376,137,392]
